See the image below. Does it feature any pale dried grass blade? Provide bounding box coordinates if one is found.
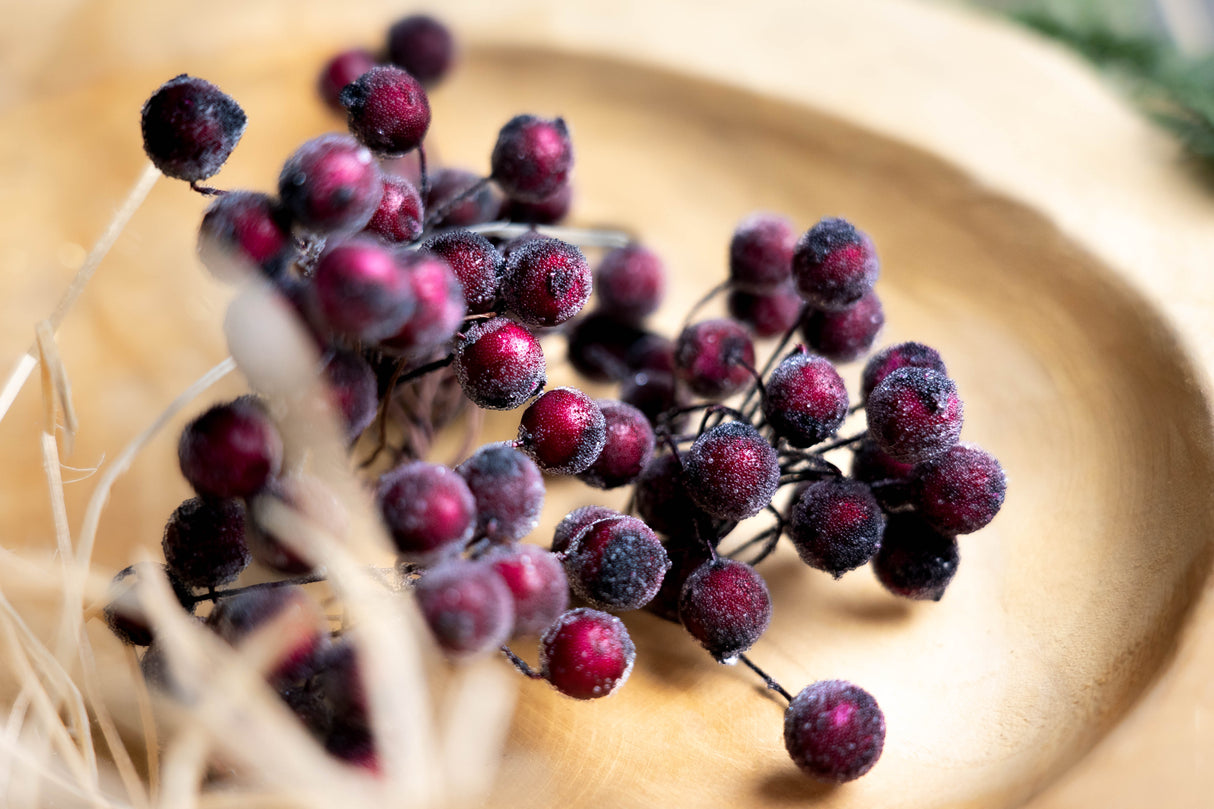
[36,319,78,454]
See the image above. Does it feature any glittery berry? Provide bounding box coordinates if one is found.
[517,386,607,475]
[563,515,669,612]
[197,191,293,282]
[551,505,619,554]
[318,49,376,110]
[784,680,886,782]
[339,66,431,156]
[802,290,884,362]
[684,421,780,521]
[540,608,635,699]
[363,175,424,243]
[634,452,706,538]
[162,497,249,588]
[912,443,1006,535]
[490,115,573,203]
[728,212,795,293]
[577,400,655,490]
[422,229,504,314]
[788,479,885,578]
[415,559,514,658]
[453,317,546,410]
[378,461,476,563]
[674,319,756,399]
[387,14,456,85]
[594,244,666,323]
[279,134,383,234]
[792,218,879,312]
[379,251,466,354]
[728,284,804,339]
[866,366,964,465]
[501,238,592,327]
[310,238,416,342]
[762,349,849,448]
[873,513,960,600]
[861,341,947,403]
[140,74,247,182]
[678,558,771,662]
[424,167,502,228]
[456,442,545,543]
[178,397,283,499]
[482,544,569,637]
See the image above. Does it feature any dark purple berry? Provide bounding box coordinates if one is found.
[456,442,545,543]
[563,515,669,611]
[322,349,378,442]
[279,134,383,234]
[577,400,654,490]
[414,559,514,658]
[378,461,476,562]
[850,438,915,484]
[912,444,1006,535]
[387,14,456,85]
[140,74,246,182]
[311,238,415,342]
[178,397,283,499]
[634,452,705,538]
[728,284,804,338]
[867,366,964,464]
[502,238,591,327]
[861,341,947,403]
[424,167,502,228]
[162,497,249,588]
[318,49,376,110]
[517,387,606,475]
[594,245,665,322]
[784,680,885,782]
[788,479,885,578]
[802,290,885,362]
[762,349,849,447]
[207,585,328,684]
[873,513,960,600]
[363,175,424,243]
[453,317,546,410]
[421,229,504,314]
[619,371,687,429]
[540,608,635,699]
[625,333,677,375]
[684,421,780,521]
[339,66,431,156]
[792,218,879,311]
[552,505,619,555]
[566,312,649,382]
[678,558,771,662]
[729,212,796,293]
[646,538,712,622]
[379,252,466,355]
[483,544,569,637]
[247,473,346,574]
[506,183,572,225]
[198,191,293,282]
[103,565,192,646]
[674,318,756,399]
[490,115,573,203]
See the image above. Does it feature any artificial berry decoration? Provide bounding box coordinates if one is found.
[141,74,247,182]
[454,317,547,410]
[788,479,886,578]
[684,421,780,521]
[563,515,669,612]
[728,212,796,293]
[340,65,432,156]
[792,217,879,311]
[861,340,947,403]
[674,318,756,399]
[551,505,620,554]
[873,513,960,601]
[678,558,772,662]
[456,442,545,543]
[912,444,1006,535]
[415,559,515,658]
[162,497,250,588]
[577,400,655,490]
[310,238,416,342]
[490,115,574,203]
[363,175,424,243]
[762,348,849,447]
[501,237,592,327]
[784,680,886,782]
[422,229,504,314]
[866,366,964,464]
[197,191,294,282]
[378,461,476,563]
[387,14,456,85]
[540,608,635,700]
[802,289,885,362]
[517,387,607,475]
[380,252,467,355]
[178,397,283,499]
[279,134,384,234]
[483,544,570,637]
[594,244,666,322]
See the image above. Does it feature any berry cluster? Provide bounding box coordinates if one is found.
[110,12,1007,786]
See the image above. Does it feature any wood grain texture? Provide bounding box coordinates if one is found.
[1,1,1212,808]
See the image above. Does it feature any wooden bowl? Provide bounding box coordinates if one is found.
[2,2,1212,807]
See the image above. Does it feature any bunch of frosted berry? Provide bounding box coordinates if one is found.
[106,13,1006,786]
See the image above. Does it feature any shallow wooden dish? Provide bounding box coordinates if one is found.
[2,2,1213,808]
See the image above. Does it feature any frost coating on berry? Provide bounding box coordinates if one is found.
[141,74,247,181]
[789,479,885,578]
[792,218,879,312]
[912,443,1006,535]
[414,559,514,659]
[422,230,504,314]
[685,421,780,521]
[162,497,249,589]
[578,400,655,490]
[387,14,456,85]
[763,349,849,448]
[784,680,886,782]
[551,505,619,554]
[540,608,635,699]
[340,66,431,156]
[491,115,573,203]
[378,461,476,563]
[502,238,592,327]
[802,290,885,363]
[318,49,376,110]
[674,319,756,399]
[595,245,666,322]
[728,284,804,339]
[311,238,416,342]
[482,544,569,637]
[634,452,705,538]
[198,191,294,282]
[850,438,915,484]
[874,513,960,600]
[563,515,669,611]
[861,341,947,403]
[728,212,796,293]
[456,442,545,542]
[867,366,964,464]
[178,397,283,499]
[507,183,573,225]
[678,558,771,662]
[517,387,606,475]
[453,317,546,410]
[363,175,424,243]
[380,252,466,355]
[279,134,383,234]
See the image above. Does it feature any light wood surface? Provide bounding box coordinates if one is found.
[2,2,1213,808]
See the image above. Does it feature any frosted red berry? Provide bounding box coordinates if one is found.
[178,397,283,499]
[784,680,886,782]
[850,438,915,484]
[311,238,416,342]
[674,318,756,399]
[762,349,849,448]
[318,49,376,110]
[279,134,383,234]
[506,183,573,225]
[861,341,947,403]
[421,229,504,314]
[594,244,666,323]
[792,218,879,312]
[501,238,592,327]
[425,167,503,227]
[453,317,546,410]
[577,400,655,490]
[456,442,545,543]
[873,513,960,601]
[634,452,705,539]
[414,558,514,658]
[540,608,635,699]
[684,421,780,521]
[482,544,569,637]
[866,366,964,464]
[789,479,885,578]
[198,191,294,282]
[387,14,456,85]
[141,74,247,182]
[162,496,249,588]
[728,284,804,339]
[380,252,466,354]
[912,443,1006,535]
[339,65,431,156]
[551,505,619,554]
[728,212,796,293]
[802,289,885,363]
[563,515,669,612]
[678,558,771,662]
[566,312,649,382]
[517,386,607,475]
[378,461,476,562]
[363,175,424,243]
[322,348,378,442]
[490,115,573,203]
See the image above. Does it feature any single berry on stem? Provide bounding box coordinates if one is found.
[414,559,515,658]
[456,442,545,543]
[788,479,885,578]
[912,443,1006,535]
[363,174,424,243]
[684,421,780,522]
[178,397,283,499]
[873,512,960,600]
[594,244,666,323]
[198,191,294,282]
[490,115,573,203]
[141,74,247,182]
[162,497,250,589]
[784,680,886,782]
[279,134,384,234]
[387,14,456,85]
[540,608,635,699]
[453,317,546,410]
[422,229,504,314]
[517,387,607,475]
[340,65,432,156]
[762,348,849,448]
[378,461,476,563]
[482,544,569,637]
[577,400,655,490]
[322,348,379,442]
[501,238,592,328]
[792,217,879,312]
[866,366,964,465]
[310,238,416,342]
[678,558,772,662]
[802,289,885,363]
[507,183,573,225]
[379,251,467,355]
[728,212,796,294]
[563,515,669,612]
[674,319,756,399]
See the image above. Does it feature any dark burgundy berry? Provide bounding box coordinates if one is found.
[247,473,346,574]
[198,191,293,282]
[422,229,504,314]
[626,333,677,376]
[501,238,592,327]
[762,349,849,448]
[207,585,328,684]
[498,230,547,262]
[322,349,378,442]
[802,290,885,363]
[646,538,712,622]
[141,74,246,182]
[578,400,655,490]
[178,397,283,499]
[685,421,780,521]
[453,317,546,410]
[483,544,569,637]
[619,371,687,429]
[873,513,960,600]
[792,218,879,311]
[850,438,915,484]
[634,452,705,538]
[517,387,606,475]
[104,565,192,647]
[379,252,466,355]
[861,341,947,403]
[339,66,431,156]
[363,175,424,243]
[316,640,368,727]
[594,245,666,322]
[784,680,886,782]
[551,505,619,554]
[162,497,248,588]
[540,608,635,699]
[414,559,514,658]
[456,442,545,543]
[789,479,885,578]
[566,313,649,382]
[563,516,669,612]
[728,284,804,339]
[729,212,796,293]
[387,14,456,85]
[378,461,476,562]
[674,318,756,399]
[912,444,1006,535]
[506,183,572,225]
[424,167,502,228]
[310,238,415,342]
[678,558,771,662]
[279,134,383,234]
[318,49,376,110]
[867,366,964,465]
[490,115,573,203]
